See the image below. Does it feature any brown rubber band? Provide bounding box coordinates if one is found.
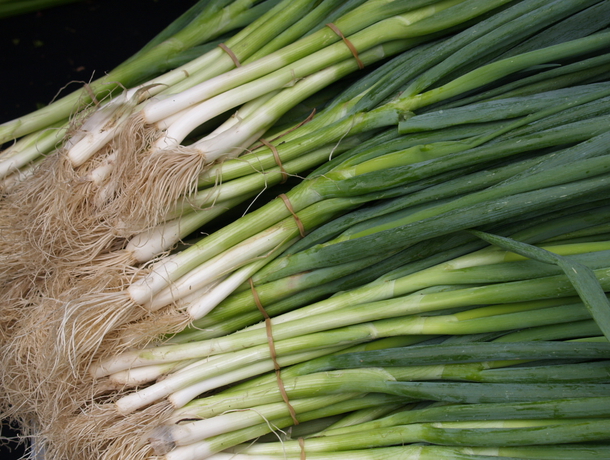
[250,278,300,426]
[299,437,306,460]
[218,43,242,67]
[259,138,288,184]
[270,108,316,142]
[326,23,364,69]
[279,194,306,238]
[253,108,316,151]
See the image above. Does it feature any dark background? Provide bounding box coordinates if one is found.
[0,0,195,123]
[0,1,194,458]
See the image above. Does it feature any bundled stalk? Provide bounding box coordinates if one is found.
[0,0,292,149]
[0,0,495,356]
[97,239,610,400]
[0,0,564,412]
[207,444,610,460]
[3,2,610,459]
[119,84,610,336]
[2,0,606,301]
[143,337,610,458]
[4,0,560,285]
[81,177,610,457]
[78,214,610,456]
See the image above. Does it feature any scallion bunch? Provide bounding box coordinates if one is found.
[2,1,610,459]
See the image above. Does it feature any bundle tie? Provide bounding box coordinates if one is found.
[255,108,316,168]
[249,278,300,426]
[326,23,364,69]
[260,139,288,183]
[218,43,242,67]
[276,108,316,140]
[279,194,306,238]
[299,437,306,459]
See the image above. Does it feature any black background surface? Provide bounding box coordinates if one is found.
[1,1,194,458]
[0,0,195,123]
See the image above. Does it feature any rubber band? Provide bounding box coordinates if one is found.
[299,437,306,460]
[260,139,288,183]
[279,194,306,238]
[273,108,316,141]
[326,23,364,69]
[249,278,300,426]
[254,107,316,151]
[218,43,242,67]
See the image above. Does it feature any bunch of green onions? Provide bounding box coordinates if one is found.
[102,230,610,458]
[2,1,610,459]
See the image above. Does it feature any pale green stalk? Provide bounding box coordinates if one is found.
[153,393,359,447]
[0,0,269,143]
[242,242,610,332]
[157,0,334,98]
[141,196,367,311]
[207,444,610,459]
[151,0,469,149]
[142,0,480,125]
[107,268,610,412]
[113,343,359,414]
[0,122,67,179]
[385,31,610,114]
[165,393,610,456]
[123,136,365,264]
[179,339,610,420]
[322,394,610,438]
[186,40,415,161]
[242,0,352,63]
[317,401,409,434]
[129,68,610,306]
[218,336,433,395]
[171,418,610,459]
[116,245,610,373]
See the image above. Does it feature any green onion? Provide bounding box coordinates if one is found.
[5,3,610,459]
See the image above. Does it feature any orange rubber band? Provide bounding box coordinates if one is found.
[260,139,288,183]
[326,23,364,69]
[299,437,306,459]
[218,43,242,67]
[279,193,306,238]
[271,108,316,142]
[250,278,300,426]
[254,108,316,151]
